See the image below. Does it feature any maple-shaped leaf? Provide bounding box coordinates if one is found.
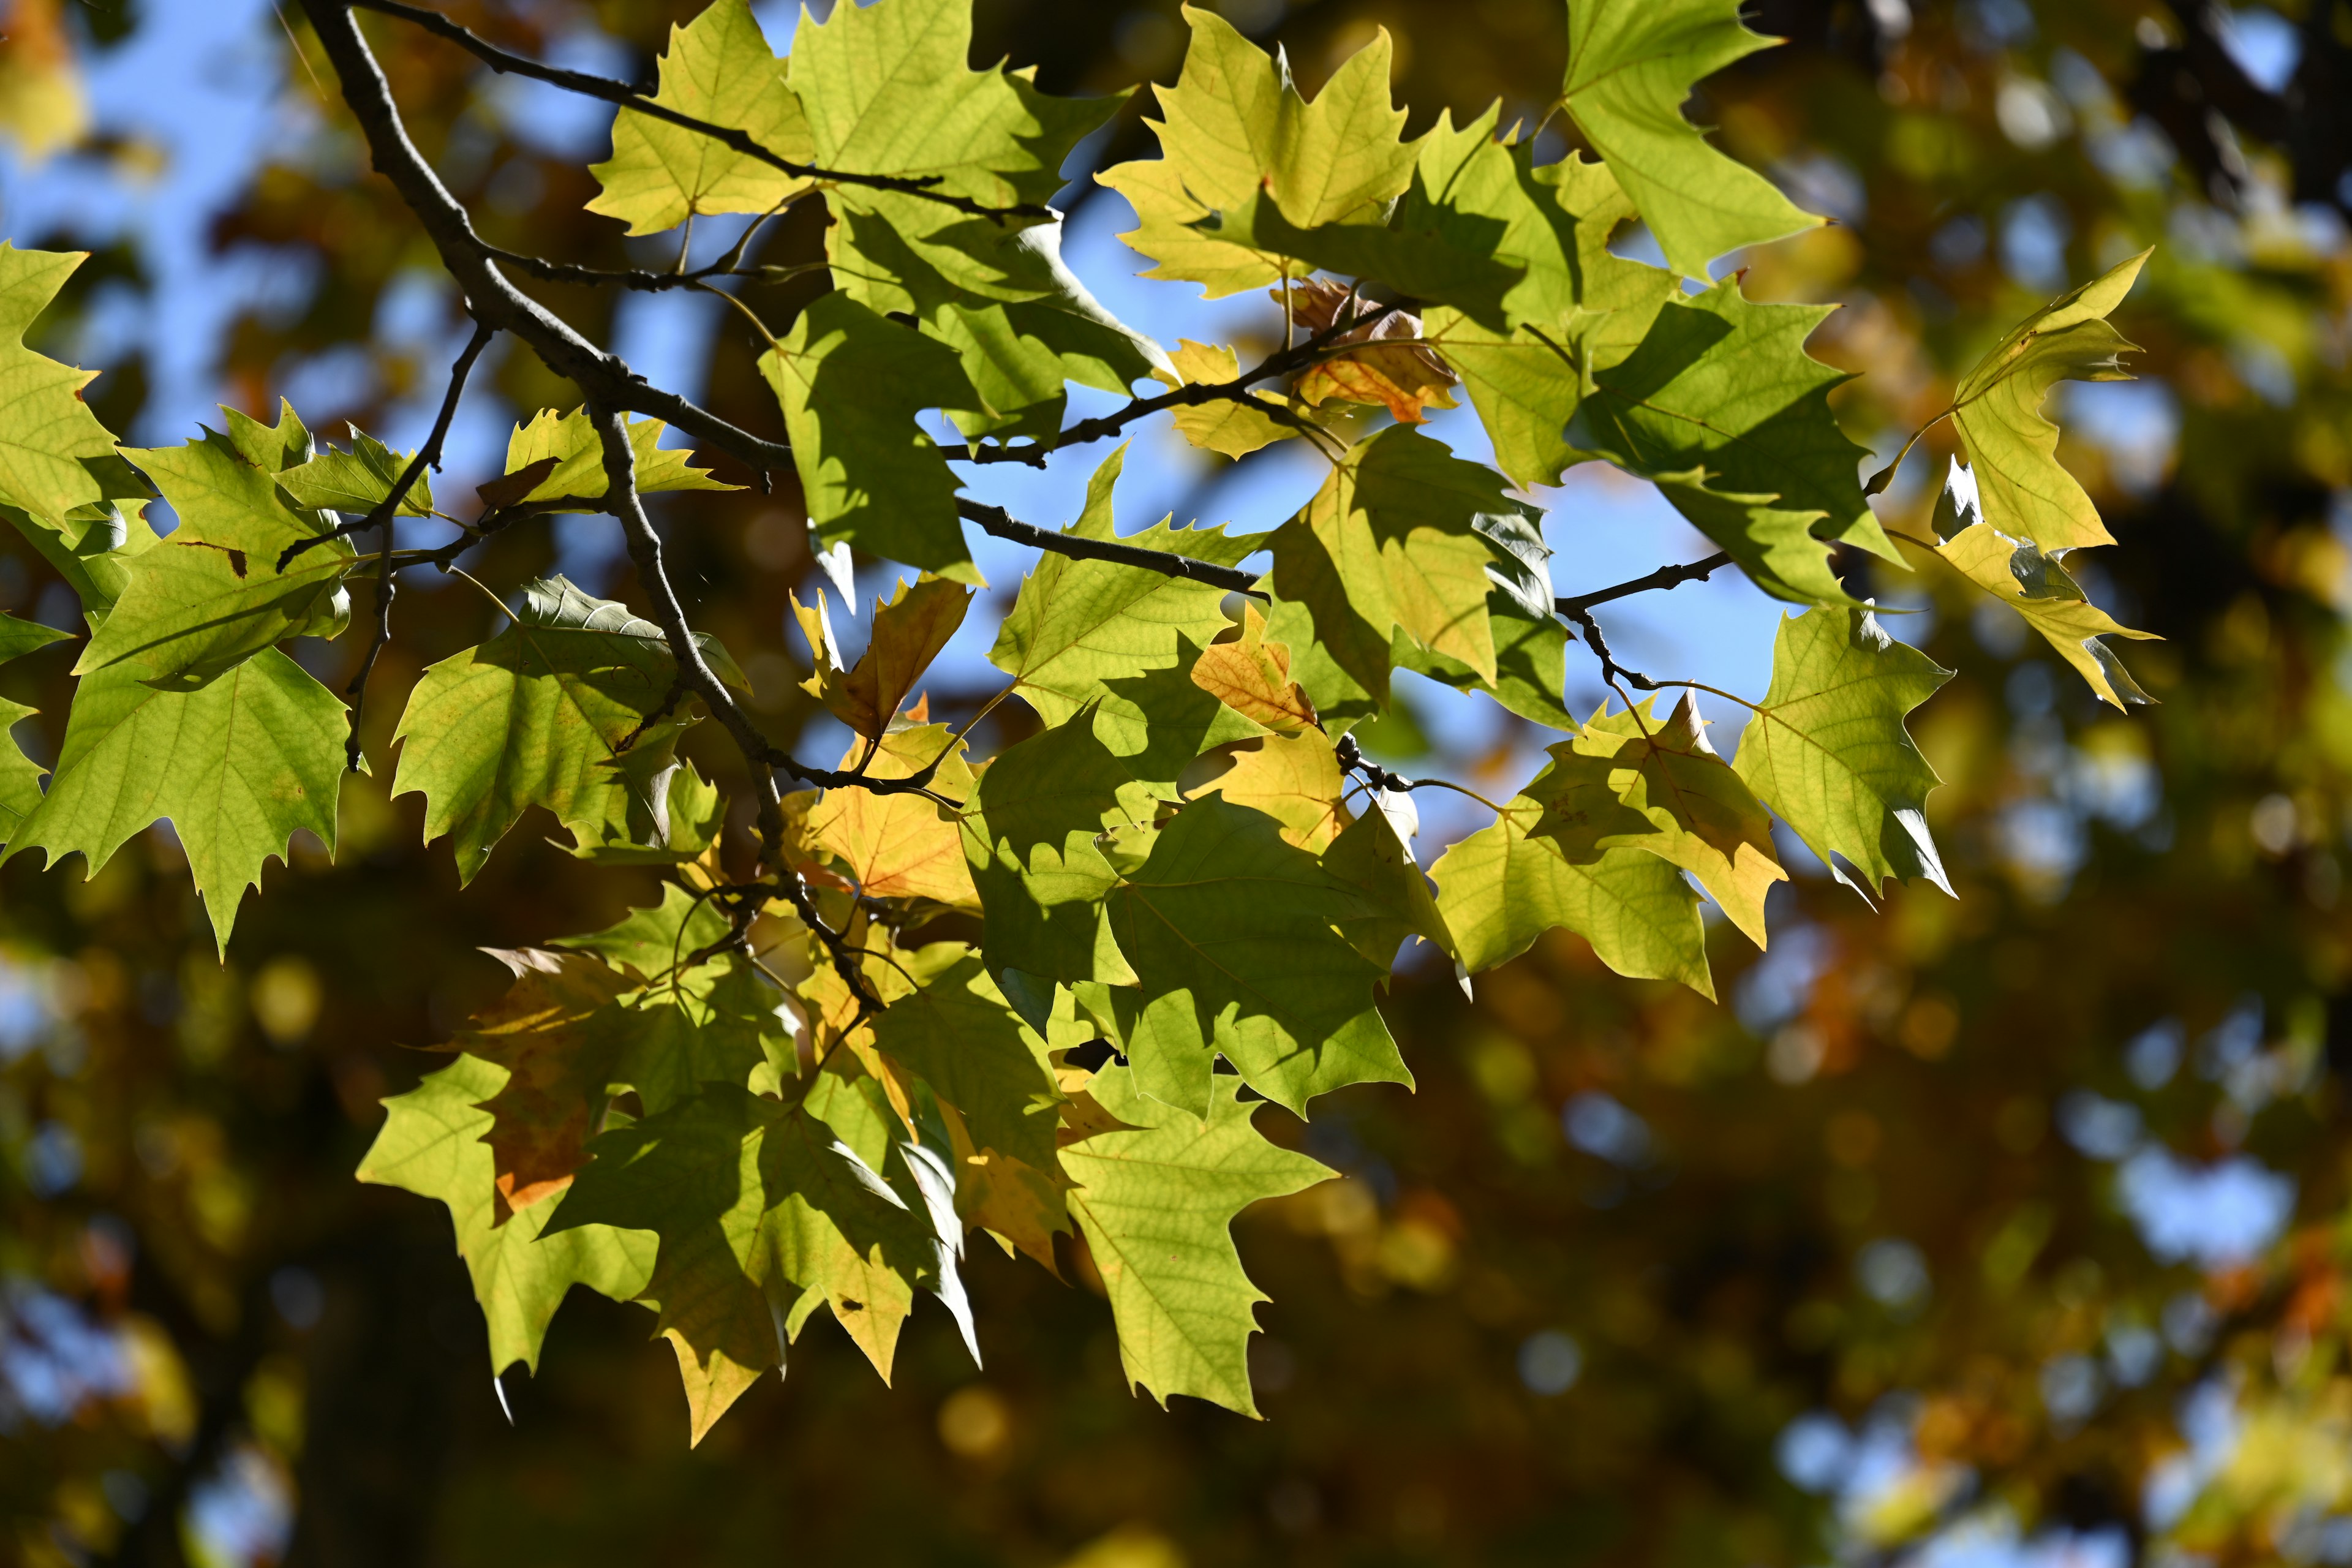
[276,424,434,518]
[761,293,981,579]
[988,446,1263,731]
[1275,279,1461,424]
[390,576,744,884]
[1102,794,1411,1114]
[1410,123,1680,489]
[1099,6,1418,297]
[793,574,969,741]
[1268,424,1525,701]
[548,1082,944,1440]
[1561,0,1822,279]
[1321,807,1455,968]
[1061,1063,1331,1417]
[1191,192,1524,332]
[446,947,634,1219]
[960,713,1145,989]
[1942,249,2150,552]
[1189,605,1317,733]
[502,409,736,508]
[586,0,813,236]
[1917,470,2157,708]
[7,647,344,951]
[597,957,797,1117]
[0,611,71,839]
[1570,695,1787,948]
[0,244,119,521]
[1392,592,1578,733]
[552,880,733,986]
[1733,606,1954,896]
[1573,281,1895,596]
[1189,728,1351,853]
[78,428,353,684]
[806,720,979,907]
[567,753,729,868]
[358,1052,655,1378]
[1156,339,1296,460]
[1431,783,1712,997]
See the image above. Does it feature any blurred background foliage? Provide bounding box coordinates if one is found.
[2,0,2351,1564]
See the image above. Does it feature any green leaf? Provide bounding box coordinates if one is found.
[1319,805,1455,968]
[598,958,796,1117]
[552,881,733,985]
[502,409,736,508]
[1268,424,1520,702]
[1431,785,1713,997]
[1191,187,1523,331]
[0,243,119,521]
[1925,510,2157,709]
[1099,6,1417,297]
[356,1052,656,1378]
[760,293,981,579]
[586,0,813,236]
[390,575,739,884]
[1569,695,1786,949]
[869,951,1066,1178]
[275,424,434,518]
[1732,605,1954,897]
[78,428,354,684]
[1393,589,1578,733]
[1572,281,1894,598]
[0,611,70,840]
[1561,0,1821,279]
[1102,794,1412,1114]
[1944,249,2150,552]
[987,445,1263,726]
[960,713,1144,988]
[7,647,344,952]
[1060,1063,1331,1417]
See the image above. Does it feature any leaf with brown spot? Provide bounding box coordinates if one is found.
[1190,605,1317,733]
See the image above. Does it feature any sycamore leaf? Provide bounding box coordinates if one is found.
[1321,807,1455,967]
[761,293,981,579]
[1189,605,1316,733]
[0,244,118,520]
[552,881,733,986]
[1571,695,1786,948]
[1561,0,1821,279]
[794,575,970,741]
[1415,132,1680,489]
[1574,281,1894,589]
[1733,606,1954,896]
[390,576,742,884]
[587,0,813,236]
[0,611,70,840]
[961,714,1145,989]
[1390,590,1578,733]
[1268,424,1521,700]
[1944,249,2150,551]
[988,445,1263,730]
[1923,511,2157,709]
[1102,794,1411,1114]
[1193,192,1523,333]
[869,951,1066,1188]
[502,409,735,508]
[1189,728,1351,852]
[1277,280,1461,424]
[567,753,729,867]
[6,647,343,952]
[448,948,635,1218]
[276,425,434,518]
[1061,1063,1331,1417]
[357,1053,655,1377]
[78,428,353,684]
[806,721,979,907]
[1158,339,1296,460]
[1099,6,1417,296]
[1431,786,1712,997]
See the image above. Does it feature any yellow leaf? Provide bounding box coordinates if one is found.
[1189,606,1317,733]
[1191,728,1352,852]
[807,723,980,907]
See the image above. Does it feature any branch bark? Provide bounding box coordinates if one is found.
[1555,551,1732,616]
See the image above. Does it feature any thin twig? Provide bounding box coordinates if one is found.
[956,499,1264,597]
[1560,605,1661,693]
[347,0,1049,222]
[328,315,496,772]
[1555,551,1733,615]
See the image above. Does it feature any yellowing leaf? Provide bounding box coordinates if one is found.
[0,244,120,520]
[1099,6,1417,296]
[794,575,970,741]
[1561,0,1822,279]
[1159,339,1296,460]
[806,722,979,907]
[587,0,813,236]
[1061,1065,1332,1417]
[1917,502,2157,709]
[1945,249,2150,552]
[1571,694,1786,948]
[502,408,736,507]
[1189,605,1317,733]
[0,0,88,162]
[447,948,634,1218]
[1189,728,1351,852]
[1732,606,1954,897]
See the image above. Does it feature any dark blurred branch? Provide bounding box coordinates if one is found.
[345,0,1050,222]
[2132,0,2351,213]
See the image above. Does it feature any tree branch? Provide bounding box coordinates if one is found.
[957,498,1264,597]
[346,0,1050,223]
[1555,551,1732,616]
[1559,605,1661,693]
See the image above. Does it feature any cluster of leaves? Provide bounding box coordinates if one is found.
[0,0,2162,1445]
